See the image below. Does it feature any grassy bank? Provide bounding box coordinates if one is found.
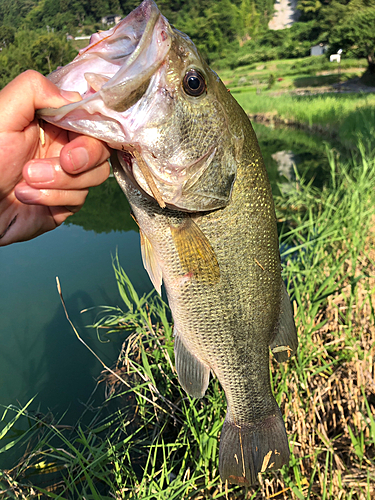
[234,91,375,152]
[217,55,375,152]
[1,136,374,498]
[217,56,369,94]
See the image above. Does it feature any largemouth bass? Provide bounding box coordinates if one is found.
[38,0,297,485]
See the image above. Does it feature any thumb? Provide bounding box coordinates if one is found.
[0,70,81,133]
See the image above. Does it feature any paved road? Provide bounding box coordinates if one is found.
[268,0,300,30]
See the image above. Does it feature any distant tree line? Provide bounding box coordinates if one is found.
[297,0,375,75]
[0,0,374,89]
[225,0,375,74]
[0,0,275,88]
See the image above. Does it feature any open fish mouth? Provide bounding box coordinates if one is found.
[38,0,175,209]
[37,0,172,148]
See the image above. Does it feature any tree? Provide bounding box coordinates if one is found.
[0,26,15,48]
[89,0,109,19]
[239,0,260,40]
[0,0,37,27]
[329,7,375,74]
[297,0,322,20]
[30,33,77,74]
[108,0,122,14]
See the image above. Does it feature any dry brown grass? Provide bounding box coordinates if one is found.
[96,232,375,500]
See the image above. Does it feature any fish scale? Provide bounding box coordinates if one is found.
[38,0,298,485]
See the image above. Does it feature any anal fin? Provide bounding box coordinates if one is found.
[174,330,210,398]
[270,281,298,362]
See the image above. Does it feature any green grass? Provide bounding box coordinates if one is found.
[234,91,375,126]
[219,56,375,157]
[233,91,375,152]
[1,136,375,498]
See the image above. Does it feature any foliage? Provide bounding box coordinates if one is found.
[174,0,241,62]
[0,26,15,48]
[329,7,375,72]
[0,29,77,89]
[295,0,375,73]
[0,0,373,82]
[0,0,277,86]
[219,21,325,69]
[0,0,37,28]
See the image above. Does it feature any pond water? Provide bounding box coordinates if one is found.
[0,123,337,466]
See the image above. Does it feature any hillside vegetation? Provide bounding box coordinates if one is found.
[0,0,375,88]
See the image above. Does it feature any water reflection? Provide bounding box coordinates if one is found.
[0,181,150,467]
[36,290,101,414]
[253,121,338,193]
[66,177,138,234]
[272,150,296,179]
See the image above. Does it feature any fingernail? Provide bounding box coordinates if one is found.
[60,89,82,102]
[15,186,42,203]
[68,147,89,171]
[27,162,55,182]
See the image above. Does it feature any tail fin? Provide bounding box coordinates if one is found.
[219,409,289,486]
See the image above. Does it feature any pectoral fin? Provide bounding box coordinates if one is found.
[174,330,210,398]
[270,281,298,362]
[139,228,163,295]
[170,218,220,283]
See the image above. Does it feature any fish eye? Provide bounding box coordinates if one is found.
[182,69,206,97]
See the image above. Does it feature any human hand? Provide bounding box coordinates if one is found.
[0,70,111,246]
